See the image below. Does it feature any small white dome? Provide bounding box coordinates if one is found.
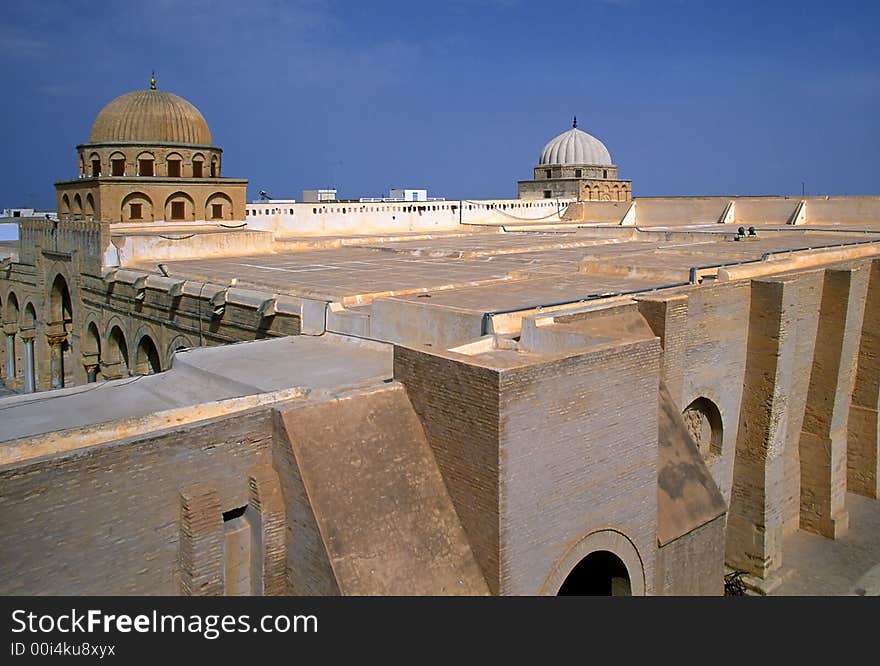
[539,121,612,166]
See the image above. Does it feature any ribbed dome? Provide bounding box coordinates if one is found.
[89,89,212,145]
[539,125,612,166]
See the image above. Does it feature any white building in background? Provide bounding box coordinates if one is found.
[246,199,298,218]
[360,188,444,203]
[390,188,427,202]
[302,189,337,203]
[1,207,58,220]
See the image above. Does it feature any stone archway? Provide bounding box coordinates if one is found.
[541,529,647,596]
[3,291,20,382]
[105,325,129,379]
[48,274,73,389]
[134,334,161,375]
[83,321,101,382]
[557,550,631,596]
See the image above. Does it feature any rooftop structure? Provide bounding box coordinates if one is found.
[519,117,632,202]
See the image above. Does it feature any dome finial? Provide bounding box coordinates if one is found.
[150,70,156,90]
[573,115,577,129]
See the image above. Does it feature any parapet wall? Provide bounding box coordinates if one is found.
[243,198,572,236]
[562,195,880,228]
[0,406,276,595]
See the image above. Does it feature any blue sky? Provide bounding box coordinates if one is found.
[1,0,878,207]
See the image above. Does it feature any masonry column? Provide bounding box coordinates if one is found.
[799,265,870,538]
[48,333,67,390]
[848,259,880,498]
[20,329,36,394]
[84,361,99,383]
[726,278,797,577]
[3,323,15,383]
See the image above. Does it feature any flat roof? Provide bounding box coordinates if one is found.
[0,334,392,445]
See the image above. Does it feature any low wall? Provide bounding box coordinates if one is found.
[243,199,571,236]
[805,196,880,226]
[107,228,276,266]
[634,197,729,226]
[0,406,276,595]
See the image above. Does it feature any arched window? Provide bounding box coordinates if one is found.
[89,153,101,177]
[683,396,724,459]
[165,192,194,222]
[210,157,218,177]
[73,193,83,214]
[166,152,183,178]
[137,152,155,177]
[110,152,126,176]
[85,193,95,218]
[121,192,153,222]
[192,153,205,178]
[205,192,233,221]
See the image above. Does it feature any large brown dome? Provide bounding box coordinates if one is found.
[89,89,212,145]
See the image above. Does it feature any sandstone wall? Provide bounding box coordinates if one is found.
[0,407,276,595]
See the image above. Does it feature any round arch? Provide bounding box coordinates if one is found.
[72,193,83,214]
[136,151,155,177]
[60,194,71,216]
[165,151,183,177]
[164,191,195,222]
[205,191,233,221]
[106,325,130,376]
[85,193,95,217]
[167,335,195,366]
[682,395,724,459]
[4,291,20,324]
[22,302,36,328]
[541,529,646,596]
[121,192,154,223]
[48,273,73,329]
[191,152,205,178]
[134,333,161,375]
[83,319,101,382]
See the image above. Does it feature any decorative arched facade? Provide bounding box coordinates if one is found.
[56,83,245,224]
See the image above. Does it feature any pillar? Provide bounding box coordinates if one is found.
[21,332,36,394]
[48,334,66,390]
[848,259,880,498]
[178,483,224,596]
[726,278,797,577]
[3,326,14,380]
[799,266,870,538]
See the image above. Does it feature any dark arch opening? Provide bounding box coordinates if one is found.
[107,326,129,377]
[135,335,161,375]
[557,551,631,596]
[84,322,101,382]
[49,274,72,328]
